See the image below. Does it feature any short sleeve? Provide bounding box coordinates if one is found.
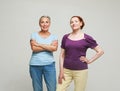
[30,32,36,40]
[85,34,98,49]
[61,34,69,49]
[52,35,58,41]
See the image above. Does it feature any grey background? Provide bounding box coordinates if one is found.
[0,0,120,91]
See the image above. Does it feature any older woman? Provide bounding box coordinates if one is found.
[29,16,58,91]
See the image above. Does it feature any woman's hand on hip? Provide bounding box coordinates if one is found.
[80,56,90,64]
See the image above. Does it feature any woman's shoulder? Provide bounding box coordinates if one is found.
[84,33,94,39]
[63,33,70,38]
[31,31,38,35]
[84,33,97,44]
[50,33,58,40]
[30,31,38,37]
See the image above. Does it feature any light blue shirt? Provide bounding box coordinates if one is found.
[29,32,58,66]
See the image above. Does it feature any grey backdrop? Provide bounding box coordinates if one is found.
[0,0,120,91]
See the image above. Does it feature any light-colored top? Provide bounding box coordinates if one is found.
[29,32,58,66]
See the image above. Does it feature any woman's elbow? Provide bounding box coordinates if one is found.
[99,50,104,56]
[31,48,38,52]
[101,50,104,55]
[31,46,40,52]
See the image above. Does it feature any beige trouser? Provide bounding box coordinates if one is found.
[56,68,88,91]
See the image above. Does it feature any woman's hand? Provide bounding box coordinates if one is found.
[58,72,65,84]
[80,56,91,64]
[80,46,104,64]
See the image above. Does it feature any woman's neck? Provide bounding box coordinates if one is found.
[72,29,83,35]
[38,30,51,38]
[68,29,84,40]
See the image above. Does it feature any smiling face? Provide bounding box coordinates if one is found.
[39,16,51,32]
[70,16,85,31]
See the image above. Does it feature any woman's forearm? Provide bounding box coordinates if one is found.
[31,45,45,52]
[88,46,104,63]
[59,49,65,72]
[38,43,58,52]
[30,40,58,52]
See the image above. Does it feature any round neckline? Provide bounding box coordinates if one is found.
[37,32,51,39]
[67,33,86,41]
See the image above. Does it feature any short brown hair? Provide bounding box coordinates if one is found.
[71,16,85,29]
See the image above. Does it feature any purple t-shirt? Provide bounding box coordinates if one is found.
[61,33,98,70]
